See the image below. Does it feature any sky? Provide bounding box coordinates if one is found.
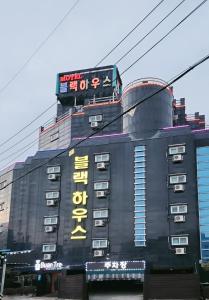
[0,0,209,171]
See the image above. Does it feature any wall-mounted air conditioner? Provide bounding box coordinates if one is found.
[91,121,99,129]
[96,191,106,198]
[94,220,105,227]
[97,162,106,170]
[43,253,52,260]
[173,184,185,192]
[175,247,186,255]
[46,199,56,206]
[48,174,58,181]
[172,154,183,162]
[174,215,185,223]
[93,250,104,257]
[45,226,54,233]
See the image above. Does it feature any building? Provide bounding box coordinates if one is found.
[1,65,209,299]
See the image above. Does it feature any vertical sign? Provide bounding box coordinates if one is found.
[71,155,89,240]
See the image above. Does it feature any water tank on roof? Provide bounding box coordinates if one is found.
[122,78,173,138]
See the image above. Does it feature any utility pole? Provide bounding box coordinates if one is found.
[0,253,7,300]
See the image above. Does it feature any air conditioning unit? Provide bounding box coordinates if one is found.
[91,121,99,129]
[93,250,104,257]
[94,220,105,227]
[172,154,183,162]
[48,174,58,180]
[43,253,52,260]
[173,184,185,192]
[97,162,106,170]
[174,215,185,223]
[46,199,56,206]
[45,226,54,232]
[175,247,186,255]
[96,191,106,198]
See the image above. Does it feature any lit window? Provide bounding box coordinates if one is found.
[42,244,56,252]
[170,204,187,214]
[50,132,59,142]
[94,182,109,190]
[89,115,103,123]
[169,174,186,184]
[95,153,110,163]
[47,166,61,174]
[45,191,59,199]
[44,216,58,225]
[93,209,108,219]
[92,239,108,249]
[171,236,188,246]
[168,145,186,155]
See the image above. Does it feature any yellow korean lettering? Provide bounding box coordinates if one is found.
[71,225,86,240]
[73,171,88,184]
[72,191,88,205]
[72,208,87,222]
[74,155,89,170]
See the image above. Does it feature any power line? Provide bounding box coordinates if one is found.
[0,0,206,165]
[95,0,165,67]
[115,0,186,65]
[1,52,209,190]
[121,0,208,75]
[0,0,81,96]
[0,0,165,155]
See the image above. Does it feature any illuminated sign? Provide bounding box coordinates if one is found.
[86,260,145,272]
[35,260,63,271]
[71,155,89,240]
[56,65,122,104]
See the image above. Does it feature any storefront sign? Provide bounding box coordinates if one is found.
[86,260,145,272]
[35,260,63,271]
[56,65,122,102]
[71,155,89,240]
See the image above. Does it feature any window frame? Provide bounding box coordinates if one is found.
[171,236,188,246]
[92,239,108,249]
[89,115,103,123]
[168,144,186,155]
[94,181,109,190]
[50,132,59,142]
[45,191,60,199]
[93,209,108,219]
[95,153,110,163]
[170,204,188,214]
[47,166,61,174]
[44,216,58,225]
[42,244,56,252]
[169,174,187,184]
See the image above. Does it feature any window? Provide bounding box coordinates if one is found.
[168,145,186,155]
[170,204,187,214]
[92,239,108,249]
[94,182,109,190]
[47,166,61,174]
[89,115,103,123]
[42,244,56,252]
[95,153,110,163]
[50,132,59,142]
[93,209,108,219]
[171,236,188,246]
[0,203,4,211]
[169,174,186,184]
[44,216,58,225]
[45,191,59,199]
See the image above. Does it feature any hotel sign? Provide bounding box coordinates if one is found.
[86,260,146,272]
[56,65,122,103]
[70,155,89,240]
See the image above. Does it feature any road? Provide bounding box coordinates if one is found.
[3,295,143,300]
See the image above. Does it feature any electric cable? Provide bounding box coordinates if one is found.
[0,0,163,150]
[121,0,208,75]
[0,0,81,96]
[1,51,209,190]
[0,0,207,166]
[115,0,186,65]
[95,0,165,67]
